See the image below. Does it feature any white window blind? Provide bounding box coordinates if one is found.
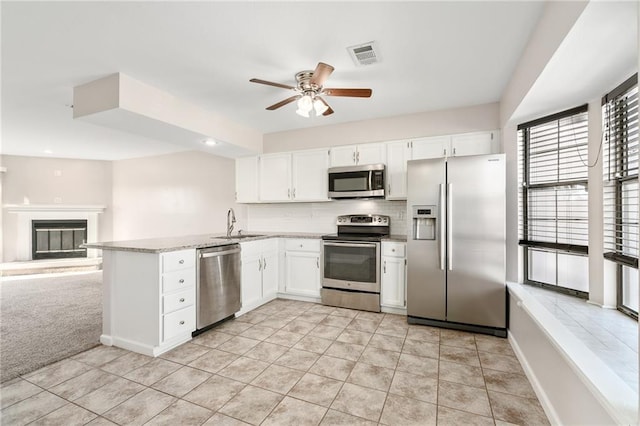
[603,74,639,268]
[519,105,589,254]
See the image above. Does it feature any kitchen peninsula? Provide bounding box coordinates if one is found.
[85,233,322,356]
[86,231,407,357]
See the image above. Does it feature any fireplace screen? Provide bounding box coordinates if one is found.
[32,220,87,260]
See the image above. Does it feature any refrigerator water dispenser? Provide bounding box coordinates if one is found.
[412,205,436,240]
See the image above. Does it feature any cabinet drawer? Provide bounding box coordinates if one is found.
[285,239,320,252]
[163,306,195,341]
[162,269,195,293]
[162,249,195,273]
[382,242,406,257]
[163,289,194,314]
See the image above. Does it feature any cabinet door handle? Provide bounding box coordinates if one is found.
[288,188,291,199]
[179,320,185,325]
[179,279,185,284]
[316,257,319,268]
[179,298,185,303]
[178,259,184,264]
[263,258,267,270]
[352,151,356,163]
[293,188,296,199]
[387,184,391,195]
[356,151,360,163]
[443,148,447,156]
[453,147,457,155]
[258,258,263,271]
[383,260,386,274]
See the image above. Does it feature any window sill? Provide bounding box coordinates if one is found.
[508,281,637,425]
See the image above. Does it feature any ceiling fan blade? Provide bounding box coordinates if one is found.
[323,88,372,98]
[250,78,295,90]
[316,97,334,116]
[310,62,334,87]
[266,95,299,110]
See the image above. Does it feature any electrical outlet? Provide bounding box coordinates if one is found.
[53,197,62,204]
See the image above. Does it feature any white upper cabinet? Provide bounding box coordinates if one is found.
[450,130,499,157]
[385,140,411,200]
[259,153,292,202]
[236,130,500,203]
[330,146,357,167]
[291,149,330,202]
[356,143,386,165]
[411,131,499,160]
[235,156,259,203]
[330,143,386,167]
[411,136,451,160]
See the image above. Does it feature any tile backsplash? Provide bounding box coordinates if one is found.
[247,200,408,236]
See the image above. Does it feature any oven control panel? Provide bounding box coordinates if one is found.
[336,214,390,226]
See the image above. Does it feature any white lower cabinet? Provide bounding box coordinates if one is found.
[284,239,321,298]
[101,248,196,357]
[240,239,279,312]
[381,242,406,310]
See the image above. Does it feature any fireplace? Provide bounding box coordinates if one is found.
[31,220,88,260]
[5,204,105,261]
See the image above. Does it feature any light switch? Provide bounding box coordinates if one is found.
[53,197,62,204]
[54,170,62,177]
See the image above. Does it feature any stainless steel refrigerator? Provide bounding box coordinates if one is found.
[406,154,506,337]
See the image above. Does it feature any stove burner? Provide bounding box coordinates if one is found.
[322,214,390,242]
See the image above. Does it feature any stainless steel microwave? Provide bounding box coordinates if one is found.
[328,164,385,199]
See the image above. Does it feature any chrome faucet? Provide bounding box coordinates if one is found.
[226,208,236,238]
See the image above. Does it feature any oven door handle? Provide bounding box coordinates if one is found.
[322,241,378,249]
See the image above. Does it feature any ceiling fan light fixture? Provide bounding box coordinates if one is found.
[295,108,310,118]
[296,94,314,117]
[297,95,313,111]
[313,99,328,116]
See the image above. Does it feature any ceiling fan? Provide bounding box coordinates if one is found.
[250,62,372,117]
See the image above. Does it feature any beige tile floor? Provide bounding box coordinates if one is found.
[0,299,549,425]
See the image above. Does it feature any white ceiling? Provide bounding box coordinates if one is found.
[1,1,545,160]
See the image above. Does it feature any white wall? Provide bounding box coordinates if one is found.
[111,150,244,241]
[263,103,500,153]
[0,154,113,262]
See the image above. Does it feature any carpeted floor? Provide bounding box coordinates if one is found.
[0,271,102,382]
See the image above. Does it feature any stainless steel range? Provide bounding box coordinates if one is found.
[321,214,390,312]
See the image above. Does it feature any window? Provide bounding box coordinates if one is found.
[603,74,638,319]
[518,105,589,295]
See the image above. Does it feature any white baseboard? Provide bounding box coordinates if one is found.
[381,305,407,315]
[277,292,321,304]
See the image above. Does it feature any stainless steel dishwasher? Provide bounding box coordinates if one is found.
[196,244,241,331]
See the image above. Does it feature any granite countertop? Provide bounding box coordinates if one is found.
[384,234,407,242]
[83,232,325,253]
[84,231,408,254]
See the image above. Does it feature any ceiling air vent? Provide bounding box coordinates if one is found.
[347,41,381,66]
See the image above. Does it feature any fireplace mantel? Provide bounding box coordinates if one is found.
[4,204,106,213]
[4,204,106,260]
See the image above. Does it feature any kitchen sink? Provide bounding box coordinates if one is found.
[212,234,265,240]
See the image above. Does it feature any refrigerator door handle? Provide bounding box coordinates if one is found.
[447,183,453,270]
[439,183,446,270]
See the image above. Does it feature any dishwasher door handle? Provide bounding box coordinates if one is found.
[200,248,241,258]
